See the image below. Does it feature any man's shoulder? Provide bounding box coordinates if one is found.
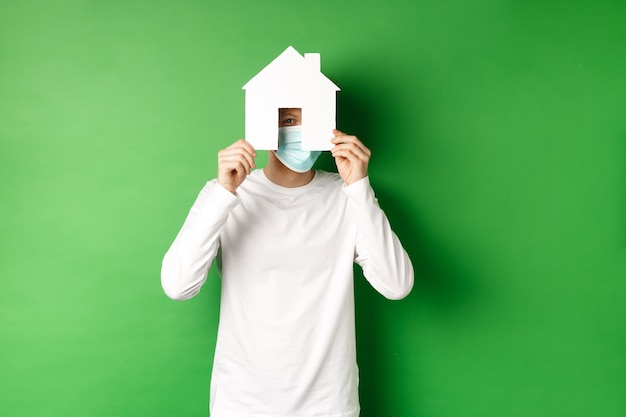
[314,170,343,185]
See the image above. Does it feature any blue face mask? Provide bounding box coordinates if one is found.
[274,126,321,173]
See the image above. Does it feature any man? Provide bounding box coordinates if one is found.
[161,108,414,417]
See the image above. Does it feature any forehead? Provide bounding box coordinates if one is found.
[279,108,302,117]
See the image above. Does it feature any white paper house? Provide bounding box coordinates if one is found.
[242,46,340,151]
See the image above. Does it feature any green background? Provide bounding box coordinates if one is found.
[1,0,625,416]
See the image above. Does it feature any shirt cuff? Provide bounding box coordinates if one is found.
[342,176,371,196]
[212,182,240,207]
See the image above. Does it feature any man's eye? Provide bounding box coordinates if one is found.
[285,118,295,124]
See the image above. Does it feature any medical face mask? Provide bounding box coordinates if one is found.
[274,125,321,173]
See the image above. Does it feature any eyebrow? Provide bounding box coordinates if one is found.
[280,110,300,119]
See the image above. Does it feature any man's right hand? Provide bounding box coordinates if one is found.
[217,139,256,194]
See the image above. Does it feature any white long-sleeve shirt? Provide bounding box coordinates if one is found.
[161,169,413,417]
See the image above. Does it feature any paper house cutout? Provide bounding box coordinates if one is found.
[242,46,340,151]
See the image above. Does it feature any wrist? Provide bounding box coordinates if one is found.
[343,176,369,191]
[345,173,367,186]
[217,179,236,194]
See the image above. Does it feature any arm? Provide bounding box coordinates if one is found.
[160,139,256,300]
[161,182,238,300]
[332,130,414,300]
[344,177,414,299]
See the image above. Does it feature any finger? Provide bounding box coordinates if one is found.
[331,130,357,148]
[331,152,363,171]
[219,153,254,175]
[337,140,371,160]
[225,140,257,160]
[219,147,256,171]
[220,162,246,177]
[331,134,370,154]
[331,142,370,162]
[331,151,365,175]
[224,139,257,165]
[219,146,256,163]
[331,130,348,144]
[331,135,371,159]
[332,154,348,165]
[226,139,256,155]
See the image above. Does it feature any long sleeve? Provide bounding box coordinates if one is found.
[344,177,414,300]
[161,180,239,300]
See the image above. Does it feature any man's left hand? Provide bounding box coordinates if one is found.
[331,129,371,185]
